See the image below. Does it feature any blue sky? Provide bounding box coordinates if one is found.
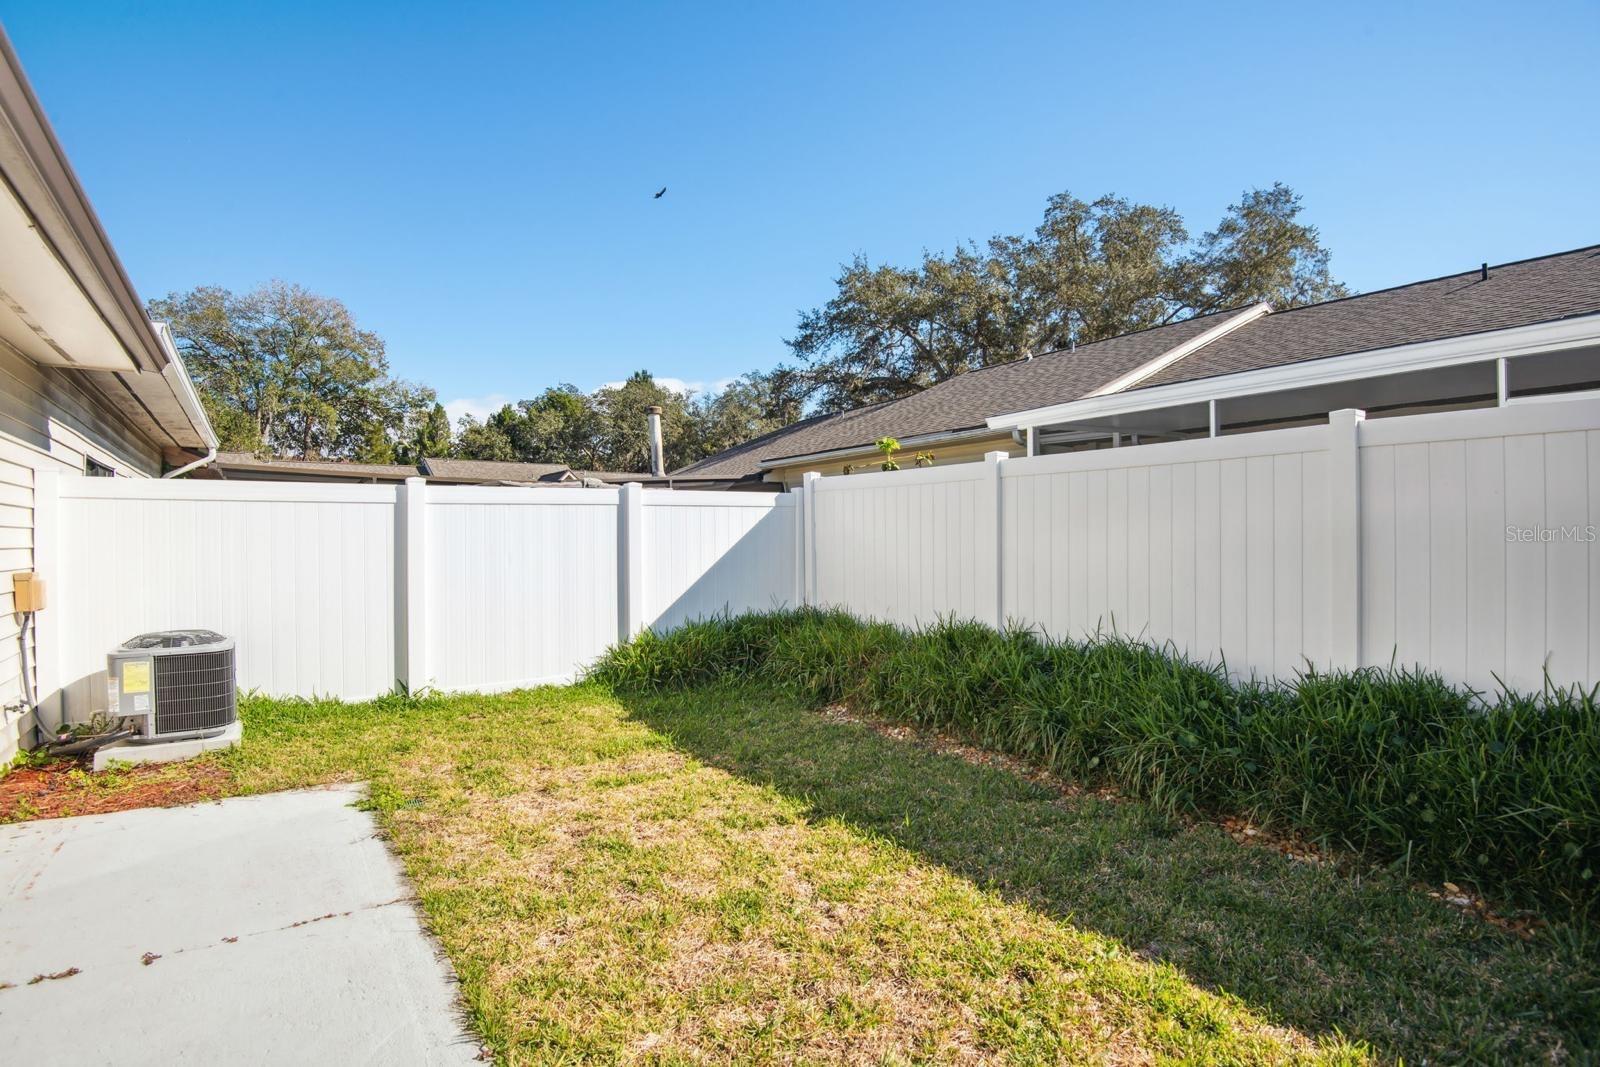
[6,1,1598,423]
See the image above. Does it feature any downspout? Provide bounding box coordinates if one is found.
[162,443,216,479]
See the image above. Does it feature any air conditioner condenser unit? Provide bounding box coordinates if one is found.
[106,630,238,741]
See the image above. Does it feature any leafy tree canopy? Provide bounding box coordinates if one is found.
[450,370,802,473]
[150,281,436,461]
[788,183,1346,412]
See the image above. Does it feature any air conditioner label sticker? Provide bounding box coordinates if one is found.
[132,693,149,712]
[122,661,151,694]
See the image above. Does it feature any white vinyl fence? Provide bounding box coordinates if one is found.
[808,399,1600,696]
[34,396,1600,729]
[41,480,799,724]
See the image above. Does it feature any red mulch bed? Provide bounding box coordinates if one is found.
[0,758,230,822]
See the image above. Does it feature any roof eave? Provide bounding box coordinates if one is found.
[986,313,1600,430]
[0,28,170,375]
[756,424,1005,471]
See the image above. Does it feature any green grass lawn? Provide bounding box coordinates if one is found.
[71,682,1600,1062]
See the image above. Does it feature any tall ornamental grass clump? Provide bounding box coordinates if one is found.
[589,609,1600,921]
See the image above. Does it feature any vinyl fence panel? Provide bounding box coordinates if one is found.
[425,486,620,693]
[809,463,993,628]
[996,427,1334,681]
[42,479,801,725]
[805,398,1600,695]
[641,490,799,631]
[1357,401,1600,695]
[53,480,399,719]
[35,397,1600,732]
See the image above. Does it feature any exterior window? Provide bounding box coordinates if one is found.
[84,456,115,477]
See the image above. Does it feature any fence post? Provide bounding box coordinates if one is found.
[788,484,806,608]
[1327,409,1365,670]
[31,470,60,730]
[802,471,820,606]
[981,451,1006,629]
[399,477,429,693]
[619,481,645,640]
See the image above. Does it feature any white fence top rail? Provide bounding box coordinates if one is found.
[425,485,620,505]
[642,490,792,507]
[59,479,400,503]
[812,462,987,491]
[1002,424,1331,478]
[1359,395,1600,446]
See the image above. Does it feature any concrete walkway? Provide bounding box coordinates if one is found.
[0,785,479,1065]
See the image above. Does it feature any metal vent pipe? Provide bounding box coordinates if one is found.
[645,405,665,477]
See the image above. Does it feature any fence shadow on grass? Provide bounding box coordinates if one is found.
[617,683,1598,1064]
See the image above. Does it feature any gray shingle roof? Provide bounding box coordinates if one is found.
[420,457,573,483]
[419,458,679,485]
[211,452,418,480]
[1135,245,1600,390]
[677,244,1600,479]
[674,308,1254,478]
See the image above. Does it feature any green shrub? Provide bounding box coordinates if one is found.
[589,611,1600,921]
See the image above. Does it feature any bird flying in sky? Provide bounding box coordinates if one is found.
[653,186,667,199]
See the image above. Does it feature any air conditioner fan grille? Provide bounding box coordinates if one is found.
[154,650,236,735]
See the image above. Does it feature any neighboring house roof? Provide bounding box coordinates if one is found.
[0,28,214,458]
[199,452,420,483]
[674,307,1258,479]
[677,244,1600,480]
[420,457,738,488]
[1131,245,1600,391]
[573,469,671,484]
[195,453,751,488]
[419,457,575,483]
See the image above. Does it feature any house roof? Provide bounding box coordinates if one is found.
[677,244,1600,479]
[0,28,215,458]
[194,453,746,488]
[202,452,420,482]
[420,457,734,487]
[1132,245,1600,391]
[674,307,1257,479]
[419,458,574,483]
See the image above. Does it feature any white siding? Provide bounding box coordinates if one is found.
[0,343,162,760]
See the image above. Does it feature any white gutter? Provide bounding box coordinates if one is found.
[756,424,1007,471]
[1082,303,1271,398]
[153,321,220,477]
[986,312,1600,431]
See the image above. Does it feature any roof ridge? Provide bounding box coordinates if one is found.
[931,304,1256,385]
